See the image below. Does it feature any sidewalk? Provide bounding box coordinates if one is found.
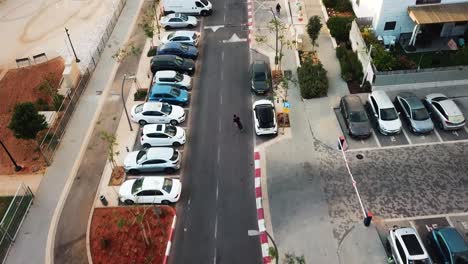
[5,1,143,263]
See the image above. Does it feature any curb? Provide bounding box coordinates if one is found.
[162,214,177,264]
[254,151,271,264]
[247,0,254,47]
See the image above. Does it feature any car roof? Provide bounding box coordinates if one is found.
[394,228,427,257]
[398,92,424,109]
[142,102,164,112]
[141,177,165,190]
[438,99,463,117]
[371,90,394,108]
[436,228,468,253]
[143,124,166,134]
[151,84,176,93]
[155,70,177,78]
[168,31,197,37]
[342,95,365,112]
[146,147,174,160]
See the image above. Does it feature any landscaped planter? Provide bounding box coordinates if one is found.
[90,206,175,264]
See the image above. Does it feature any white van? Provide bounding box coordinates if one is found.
[162,0,213,16]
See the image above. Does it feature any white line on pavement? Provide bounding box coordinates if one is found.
[382,211,468,222]
[401,128,413,145]
[346,137,468,152]
[220,94,223,105]
[446,216,455,227]
[217,146,221,163]
[464,126,468,134]
[371,129,382,148]
[214,214,218,239]
[433,128,443,142]
[188,198,191,205]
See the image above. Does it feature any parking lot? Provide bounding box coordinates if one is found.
[375,214,468,263]
[334,86,468,151]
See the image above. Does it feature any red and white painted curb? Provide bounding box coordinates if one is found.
[254,151,271,264]
[247,0,254,47]
[162,215,177,264]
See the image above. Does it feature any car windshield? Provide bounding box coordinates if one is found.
[175,72,184,82]
[168,32,175,39]
[134,104,144,113]
[161,103,172,114]
[380,108,398,121]
[131,178,144,194]
[136,150,147,163]
[162,178,173,193]
[179,44,189,52]
[349,111,368,122]
[170,88,181,97]
[170,150,179,161]
[412,108,429,121]
[200,0,208,5]
[165,125,177,137]
[179,14,188,21]
[174,56,184,66]
[254,71,266,81]
[408,259,432,264]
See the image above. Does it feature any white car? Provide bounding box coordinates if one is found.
[388,227,432,264]
[141,124,186,148]
[368,90,402,135]
[130,101,185,126]
[253,100,278,135]
[160,13,197,29]
[119,177,182,205]
[124,147,181,175]
[162,31,200,46]
[424,93,466,130]
[152,70,192,90]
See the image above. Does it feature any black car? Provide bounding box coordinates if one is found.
[150,55,195,75]
[340,95,372,138]
[157,42,199,60]
[250,61,272,94]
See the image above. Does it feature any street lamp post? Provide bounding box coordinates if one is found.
[269,8,279,66]
[248,229,279,264]
[0,139,22,172]
[121,74,137,131]
[65,28,80,63]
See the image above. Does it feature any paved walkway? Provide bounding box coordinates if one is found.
[5,1,143,263]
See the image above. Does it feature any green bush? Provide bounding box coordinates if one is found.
[372,45,397,71]
[298,59,328,99]
[134,89,148,101]
[336,45,363,82]
[8,102,47,140]
[323,0,352,12]
[326,17,353,43]
[35,98,50,111]
[53,94,64,111]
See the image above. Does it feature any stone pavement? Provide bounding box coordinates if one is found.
[5,1,143,263]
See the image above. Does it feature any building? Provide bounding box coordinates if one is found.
[351,0,468,50]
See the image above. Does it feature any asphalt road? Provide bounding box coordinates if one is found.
[169,0,262,263]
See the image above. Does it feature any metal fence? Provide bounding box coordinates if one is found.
[39,0,127,163]
[0,184,34,264]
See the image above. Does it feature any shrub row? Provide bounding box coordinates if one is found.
[297,59,328,99]
[336,45,363,82]
[323,0,352,12]
[326,17,353,43]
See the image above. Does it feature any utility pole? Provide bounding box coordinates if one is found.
[0,139,22,172]
[65,28,80,63]
[270,8,279,66]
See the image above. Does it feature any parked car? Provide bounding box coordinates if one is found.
[162,0,212,16]
[157,42,199,60]
[388,227,433,264]
[152,70,192,90]
[340,95,372,138]
[160,13,197,29]
[148,84,189,106]
[424,93,466,130]
[253,100,277,135]
[250,61,272,94]
[141,124,186,148]
[395,92,434,134]
[367,90,402,135]
[150,55,195,75]
[119,177,182,205]
[124,147,181,175]
[161,31,200,46]
[428,227,468,264]
[130,101,186,126]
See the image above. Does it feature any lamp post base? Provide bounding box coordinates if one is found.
[14,165,22,172]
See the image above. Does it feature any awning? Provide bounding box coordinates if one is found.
[408,2,468,24]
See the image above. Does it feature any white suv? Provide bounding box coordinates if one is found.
[388,227,432,264]
[152,70,192,90]
[130,102,186,126]
[368,90,402,135]
[141,124,186,148]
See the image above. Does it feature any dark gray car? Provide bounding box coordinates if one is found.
[250,61,272,94]
[340,95,372,138]
[150,55,195,75]
[395,92,433,134]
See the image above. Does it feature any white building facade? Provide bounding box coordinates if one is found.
[351,0,468,42]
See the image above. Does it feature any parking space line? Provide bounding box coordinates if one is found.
[184,108,190,111]
[346,137,468,152]
[433,128,444,142]
[401,129,413,145]
[445,216,455,227]
[371,128,382,148]
[382,212,468,222]
[464,126,468,134]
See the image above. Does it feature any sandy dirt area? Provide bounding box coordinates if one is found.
[0,0,118,69]
[0,57,64,175]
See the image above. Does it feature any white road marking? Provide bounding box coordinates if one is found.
[371,129,382,148]
[222,33,247,43]
[220,94,223,105]
[433,128,443,142]
[382,212,468,222]
[452,130,459,136]
[464,126,468,134]
[204,25,224,32]
[188,198,191,205]
[401,129,413,145]
[446,216,455,227]
[217,146,221,163]
[346,137,468,152]
[221,51,224,62]
[214,215,218,238]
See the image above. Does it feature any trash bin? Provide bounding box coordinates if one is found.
[364,211,373,226]
[99,195,108,206]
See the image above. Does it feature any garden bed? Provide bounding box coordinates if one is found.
[90,206,175,264]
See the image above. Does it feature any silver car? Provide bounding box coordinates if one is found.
[124,147,181,175]
[424,93,466,130]
[395,92,433,134]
